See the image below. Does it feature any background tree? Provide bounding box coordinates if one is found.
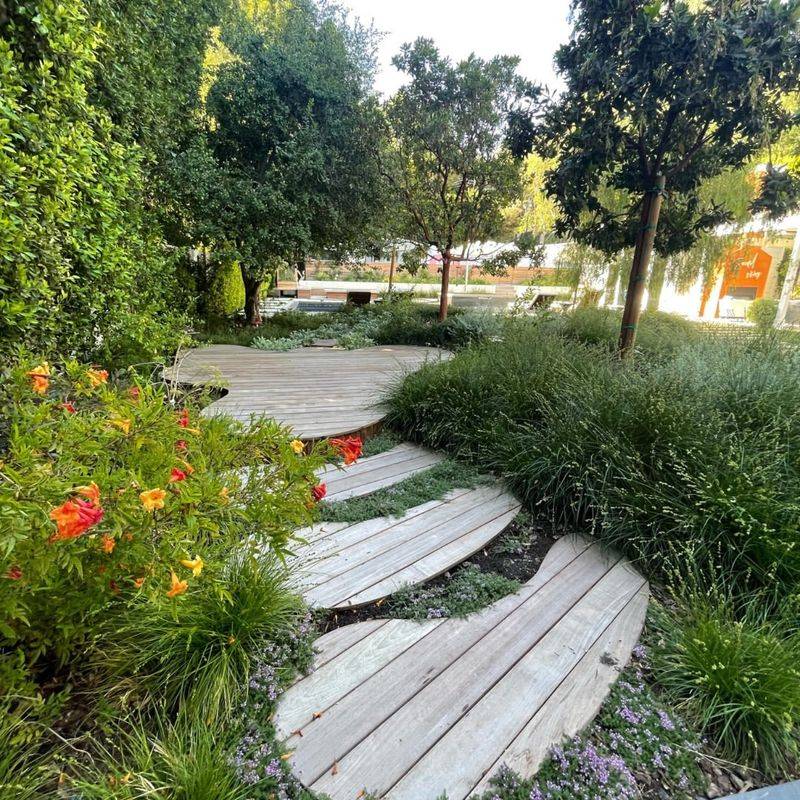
[382,39,539,321]
[535,0,800,355]
[175,1,383,325]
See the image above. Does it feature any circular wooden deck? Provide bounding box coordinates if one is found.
[164,344,448,440]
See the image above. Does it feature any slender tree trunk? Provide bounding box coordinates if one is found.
[646,255,667,313]
[241,264,262,327]
[388,244,397,296]
[619,174,666,358]
[774,228,800,327]
[439,251,452,321]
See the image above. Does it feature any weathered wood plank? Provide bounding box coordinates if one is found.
[163,344,449,439]
[275,537,649,800]
[298,487,520,609]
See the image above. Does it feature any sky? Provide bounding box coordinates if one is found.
[341,0,573,97]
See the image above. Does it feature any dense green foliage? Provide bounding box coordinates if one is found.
[0,1,199,363]
[534,0,800,257]
[251,300,505,351]
[747,297,779,330]
[650,590,800,775]
[0,360,331,667]
[175,0,384,324]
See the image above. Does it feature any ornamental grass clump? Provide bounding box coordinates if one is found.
[649,591,800,776]
[95,554,304,721]
[0,359,333,671]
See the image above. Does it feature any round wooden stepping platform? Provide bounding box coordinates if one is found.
[164,344,448,439]
[317,443,444,502]
[293,485,521,609]
[276,535,648,800]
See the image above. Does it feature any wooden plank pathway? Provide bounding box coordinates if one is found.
[164,344,447,439]
[317,443,445,502]
[293,485,521,609]
[276,535,648,800]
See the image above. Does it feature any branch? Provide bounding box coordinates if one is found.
[667,119,712,177]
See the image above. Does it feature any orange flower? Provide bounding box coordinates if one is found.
[166,570,188,598]
[139,488,166,512]
[87,368,109,388]
[177,408,190,428]
[26,363,50,395]
[133,576,145,588]
[219,487,230,504]
[60,401,77,414]
[109,417,131,435]
[101,534,116,554]
[169,467,187,483]
[330,436,363,465]
[180,555,204,576]
[77,482,101,507]
[49,499,104,542]
[179,459,195,475]
[311,483,327,502]
[290,439,305,454]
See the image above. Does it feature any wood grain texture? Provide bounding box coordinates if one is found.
[318,444,445,501]
[293,486,521,609]
[275,536,648,800]
[163,344,449,439]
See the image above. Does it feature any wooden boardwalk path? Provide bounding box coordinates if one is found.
[276,536,648,800]
[164,344,447,439]
[294,485,520,609]
[317,443,444,502]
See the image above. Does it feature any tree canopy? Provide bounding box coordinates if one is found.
[382,38,540,320]
[174,0,384,324]
[535,0,800,353]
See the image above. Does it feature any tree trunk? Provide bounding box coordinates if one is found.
[618,174,666,358]
[774,228,800,327]
[646,256,667,313]
[241,265,262,327]
[388,244,397,296]
[439,252,451,321]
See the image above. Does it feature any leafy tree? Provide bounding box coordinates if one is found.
[535,0,800,355]
[176,1,384,325]
[504,154,560,240]
[382,39,539,321]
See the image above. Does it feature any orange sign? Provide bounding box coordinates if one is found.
[718,244,772,299]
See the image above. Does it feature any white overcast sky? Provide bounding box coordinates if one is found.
[342,0,573,97]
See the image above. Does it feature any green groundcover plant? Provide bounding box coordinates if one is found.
[0,359,333,668]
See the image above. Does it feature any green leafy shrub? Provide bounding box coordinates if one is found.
[206,260,245,318]
[649,592,800,776]
[0,1,188,365]
[552,307,699,357]
[746,298,779,330]
[0,359,331,665]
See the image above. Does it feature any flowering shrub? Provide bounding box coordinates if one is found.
[0,359,334,665]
